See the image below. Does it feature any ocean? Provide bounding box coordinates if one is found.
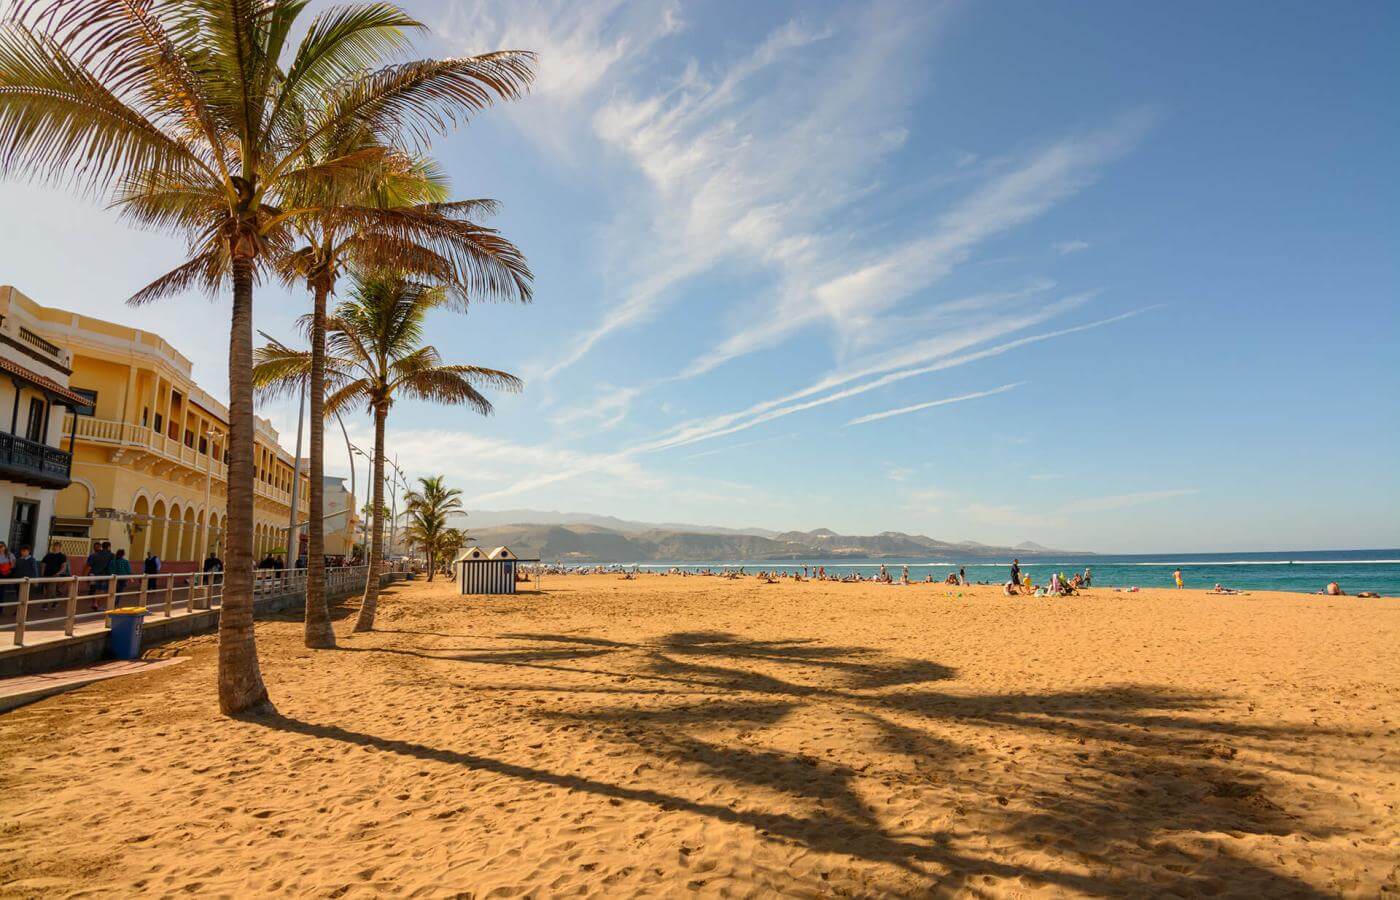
[631,549,1400,595]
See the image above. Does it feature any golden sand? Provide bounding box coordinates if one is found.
[2,575,1397,897]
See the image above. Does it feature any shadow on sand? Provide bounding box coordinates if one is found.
[251,626,1355,896]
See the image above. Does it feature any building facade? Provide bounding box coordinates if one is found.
[3,286,309,569]
[322,475,358,561]
[1,286,87,554]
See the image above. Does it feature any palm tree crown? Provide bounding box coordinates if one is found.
[403,475,464,581]
[254,272,520,630]
[0,0,534,714]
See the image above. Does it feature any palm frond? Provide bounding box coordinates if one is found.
[274,2,419,122]
[289,49,536,167]
[126,246,227,305]
[251,341,314,398]
[323,377,374,416]
[0,20,205,192]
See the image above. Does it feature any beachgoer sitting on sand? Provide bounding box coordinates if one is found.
[1003,581,1017,597]
[1326,581,1343,596]
[943,572,959,585]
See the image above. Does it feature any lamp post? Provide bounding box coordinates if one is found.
[285,381,306,563]
[198,427,222,562]
[384,454,408,563]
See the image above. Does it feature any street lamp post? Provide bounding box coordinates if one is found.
[385,455,408,563]
[198,427,222,562]
[286,382,306,563]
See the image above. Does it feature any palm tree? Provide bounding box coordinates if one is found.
[276,154,530,650]
[402,475,463,581]
[408,524,467,581]
[254,273,520,631]
[0,0,533,713]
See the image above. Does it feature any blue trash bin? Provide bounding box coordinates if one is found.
[107,607,148,660]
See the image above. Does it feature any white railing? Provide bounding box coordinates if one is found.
[64,415,310,511]
[65,414,229,482]
[0,564,395,647]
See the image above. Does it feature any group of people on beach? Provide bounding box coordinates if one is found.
[1004,558,1092,597]
[541,560,1386,598]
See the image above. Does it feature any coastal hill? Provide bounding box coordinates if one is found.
[451,516,1086,563]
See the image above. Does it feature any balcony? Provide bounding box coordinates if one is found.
[0,431,72,489]
[64,415,304,509]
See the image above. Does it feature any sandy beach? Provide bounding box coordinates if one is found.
[2,575,1397,898]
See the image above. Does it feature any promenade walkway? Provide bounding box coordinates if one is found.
[0,566,386,676]
[0,657,188,713]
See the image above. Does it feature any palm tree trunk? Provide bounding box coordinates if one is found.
[218,254,271,714]
[304,277,335,648]
[353,403,387,632]
[427,548,435,582]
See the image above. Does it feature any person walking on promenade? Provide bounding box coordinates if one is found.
[86,542,114,609]
[112,549,132,603]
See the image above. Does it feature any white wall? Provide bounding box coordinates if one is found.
[0,483,55,553]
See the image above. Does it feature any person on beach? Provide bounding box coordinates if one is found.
[112,549,131,602]
[1082,567,1092,587]
[1173,568,1184,589]
[959,566,966,586]
[901,565,910,585]
[1010,558,1021,586]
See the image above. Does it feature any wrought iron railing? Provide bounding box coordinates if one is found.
[0,430,72,487]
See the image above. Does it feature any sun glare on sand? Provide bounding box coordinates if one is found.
[2,576,1396,897]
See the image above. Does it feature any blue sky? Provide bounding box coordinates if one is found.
[2,0,1397,552]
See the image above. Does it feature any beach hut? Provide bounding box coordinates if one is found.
[454,545,538,595]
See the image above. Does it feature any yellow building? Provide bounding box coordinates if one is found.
[3,286,309,568]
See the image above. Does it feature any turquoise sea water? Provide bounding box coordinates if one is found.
[633,550,1400,596]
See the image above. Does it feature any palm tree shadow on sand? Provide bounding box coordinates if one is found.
[252,628,1363,896]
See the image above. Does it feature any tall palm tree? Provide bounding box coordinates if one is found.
[0,0,533,713]
[254,273,520,631]
[402,475,463,581]
[276,153,531,650]
[407,523,466,581]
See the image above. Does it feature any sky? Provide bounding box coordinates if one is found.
[2,0,1397,552]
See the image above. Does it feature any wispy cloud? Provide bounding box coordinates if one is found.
[960,488,1200,532]
[1053,239,1091,255]
[635,307,1149,455]
[844,382,1024,427]
[1064,488,1199,513]
[513,2,954,381]
[905,486,950,512]
[549,384,641,432]
[686,112,1152,377]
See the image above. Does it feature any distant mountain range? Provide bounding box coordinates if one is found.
[454,508,781,537]
[449,510,1088,563]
